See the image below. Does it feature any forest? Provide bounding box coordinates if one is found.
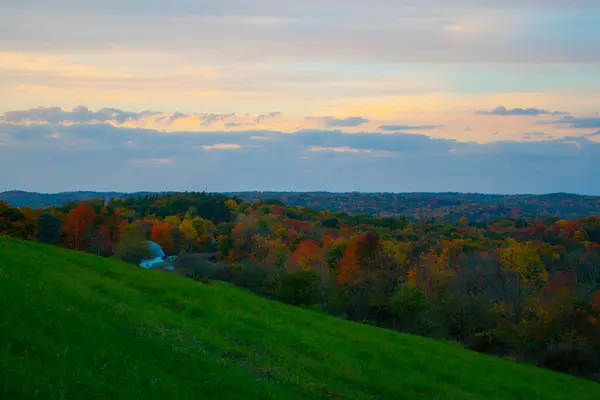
[4,190,600,221]
[232,192,600,221]
[2,192,600,381]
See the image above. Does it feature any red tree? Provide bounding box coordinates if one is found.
[66,203,96,250]
[338,231,380,285]
[151,223,174,254]
[290,239,323,270]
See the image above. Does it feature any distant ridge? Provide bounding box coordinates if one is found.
[2,190,600,221]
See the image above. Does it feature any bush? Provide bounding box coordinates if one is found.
[435,293,502,342]
[274,270,320,306]
[537,339,600,378]
[466,327,518,356]
[114,224,152,265]
[174,253,218,282]
[231,262,273,295]
[390,284,437,335]
[36,213,61,245]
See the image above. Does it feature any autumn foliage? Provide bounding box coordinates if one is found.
[151,223,174,254]
[2,191,600,380]
[66,203,97,250]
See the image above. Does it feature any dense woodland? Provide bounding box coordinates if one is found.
[232,192,600,221]
[2,192,600,381]
[4,190,600,221]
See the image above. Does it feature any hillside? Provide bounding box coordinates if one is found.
[1,238,599,399]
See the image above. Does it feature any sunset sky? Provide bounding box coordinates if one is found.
[1,0,599,194]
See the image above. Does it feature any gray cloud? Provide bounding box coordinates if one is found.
[378,124,437,131]
[1,121,599,194]
[326,117,370,128]
[292,129,456,153]
[551,116,600,129]
[255,112,282,123]
[0,107,289,128]
[1,106,159,124]
[477,106,568,116]
[199,113,237,126]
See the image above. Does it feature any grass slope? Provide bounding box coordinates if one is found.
[1,237,599,400]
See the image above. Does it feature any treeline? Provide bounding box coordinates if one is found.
[232,192,600,221]
[2,193,600,381]
[5,191,600,221]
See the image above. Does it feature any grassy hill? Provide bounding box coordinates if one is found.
[1,238,599,400]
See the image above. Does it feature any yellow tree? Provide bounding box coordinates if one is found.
[179,219,199,252]
[414,248,456,298]
[164,215,181,226]
[500,238,548,324]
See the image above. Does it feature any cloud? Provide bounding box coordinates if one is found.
[1,106,159,124]
[551,116,600,129]
[308,146,364,153]
[256,112,282,123]
[0,107,289,130]
[326,117,369,128]
[4,2,600,64]
[477,106,568,116]
[1,121,599,194]
[199,144,243,151]
[378,124,437,131]
[136,158,172,165]
[0,51,131,78]
[308,146,387,155]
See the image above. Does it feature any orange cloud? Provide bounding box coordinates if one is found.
[0,52,132,78]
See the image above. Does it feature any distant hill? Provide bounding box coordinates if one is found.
[2,236,599,399]
[3,190,600,220]
[0,190,168,208]
[230,191,600,221]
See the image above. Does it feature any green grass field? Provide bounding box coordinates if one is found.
[1,237,599,399]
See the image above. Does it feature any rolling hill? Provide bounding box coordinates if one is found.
[3,190,600,221]
[1,237,599,399]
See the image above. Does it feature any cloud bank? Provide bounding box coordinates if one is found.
[477,106,568,116]
[551,116,600,129]
[1,116,598,194]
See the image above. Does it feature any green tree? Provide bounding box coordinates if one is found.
[275,270,320,306]
[36,213,62,245]
[114,222,152,265]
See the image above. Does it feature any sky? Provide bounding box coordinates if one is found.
[1,0,599,194]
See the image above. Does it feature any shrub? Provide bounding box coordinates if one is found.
[466,327,518,356]
[231,262,273,295]
[174,253,218,282]
[274,270,320,306]
[36,213,61,245]
[114,223,152,265]
[390,284,436,335]
[537,339,600,378]
[435,293,502,342]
